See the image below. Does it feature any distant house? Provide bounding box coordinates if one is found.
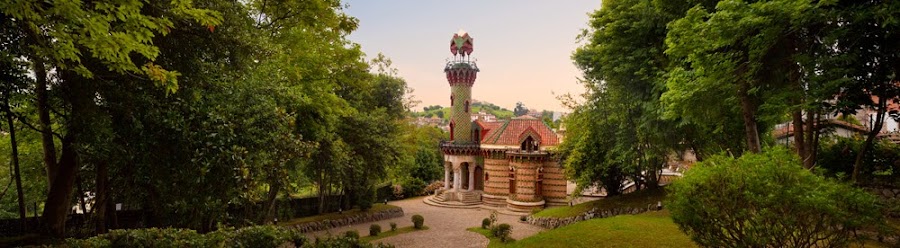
[773,117,869,146]
[470,110,496,122]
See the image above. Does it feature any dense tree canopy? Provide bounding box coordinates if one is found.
[0,0,426,239]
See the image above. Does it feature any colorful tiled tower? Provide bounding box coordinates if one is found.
[446,30,479,144]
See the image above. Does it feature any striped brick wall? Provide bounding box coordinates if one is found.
[483,158,510,196]
[511,160,541,202]
[541,161,568,205]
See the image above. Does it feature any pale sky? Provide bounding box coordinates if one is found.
[343,1,600,112]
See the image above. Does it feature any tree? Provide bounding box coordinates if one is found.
[1,0,221,237]
[513,102,528,117]
[565,0,726,195]
[668,148,881,247]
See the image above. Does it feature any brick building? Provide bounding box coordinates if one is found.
[425,31,566,213]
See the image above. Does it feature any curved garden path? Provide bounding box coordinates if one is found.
[309,197,545,248]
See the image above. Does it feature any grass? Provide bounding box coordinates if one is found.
[533,187,667,218]
[469,210,695,248]
[278,204,400,226]
[361,226,429,243]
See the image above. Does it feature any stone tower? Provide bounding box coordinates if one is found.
[445,30,479,143]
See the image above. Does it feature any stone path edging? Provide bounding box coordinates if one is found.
[526,206,660,229]
[288,208,405,233]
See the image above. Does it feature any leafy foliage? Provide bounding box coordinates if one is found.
[667,148,881,247]
[490,223,512,243]
[411,214,424,229]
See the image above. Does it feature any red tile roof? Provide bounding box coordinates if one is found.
[481,116,559,146]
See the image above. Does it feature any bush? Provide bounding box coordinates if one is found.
[390,222,397,231]
[668,148,881,247]
[369,224,382,236]
[397,177,427,198]
[65,226,308,248]
[491,223,512,242]
[228,225,307,248]
[481,218,492,229]
[357,186,375,211]
[519,215,527,222]
[411,214,425,229]
[344,230,360,240]
[423,181,444,195]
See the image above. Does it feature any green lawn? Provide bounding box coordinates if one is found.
[279,204,400,226]
[361,226,429,243]
[533,187,667,218]
[469,210,695,248]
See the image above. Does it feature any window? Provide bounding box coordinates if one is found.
[465,100,470,113]
[509,168,516,195]
[451,95,454,106]
[450,122,455,140]
[521,136,538,152]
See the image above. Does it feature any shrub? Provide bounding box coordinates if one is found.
[228,225,306,248]
[369,224,382,236]
[411,214,425,229]
[65,226,308,248]
[357,186,375,211]
[491,223,512,242]
[481,218,492,229]
[392,184,405,199]
[423,181,444,195]
[344,230,360,240]
[390,222,397,231]
[519,215,527,222]
[668,148,881,247]
[398,177,427,198]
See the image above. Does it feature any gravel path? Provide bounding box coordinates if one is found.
[309,197,545,248]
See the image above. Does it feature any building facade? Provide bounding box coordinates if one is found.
[427,31,566,213]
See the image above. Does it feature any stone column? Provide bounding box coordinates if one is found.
[468,164,476,191]
[444,163,451,190]
[454,170,462,190]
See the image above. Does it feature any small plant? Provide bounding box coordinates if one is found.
[491,223,513,242]
[411,214,425,229]
[390,222,397,231]
[481,218,491,229]
[344,230,360,240]
[369,224,382,236]
[489,211,498,225]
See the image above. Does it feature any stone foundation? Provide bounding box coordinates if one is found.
[287,207,404,233]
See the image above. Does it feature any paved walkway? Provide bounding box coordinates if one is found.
[309,197,545,248]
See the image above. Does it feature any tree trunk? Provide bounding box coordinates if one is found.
[853,97,887,183]
[738,82,761,153]
[3,91,28,232]
[804,111,818,168]
[42,134,78,237]
[264,180,281,224]
[33,60,58,185]
[93,160,109,234]
[792,110,808,168]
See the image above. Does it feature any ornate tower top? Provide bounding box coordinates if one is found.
[445,31,479,87]
[450,29,474,56]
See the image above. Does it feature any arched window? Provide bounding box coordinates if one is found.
[451,95,454,106]
[450,122,455,140]
[465,100,470,113]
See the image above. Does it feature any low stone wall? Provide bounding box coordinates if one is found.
[287,208,405,233]
[526,206,658,229]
